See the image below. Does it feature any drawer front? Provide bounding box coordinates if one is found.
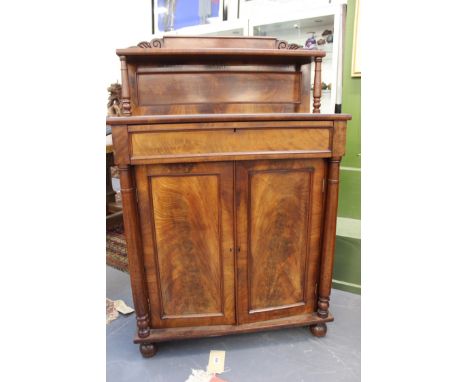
[131,128,331,162]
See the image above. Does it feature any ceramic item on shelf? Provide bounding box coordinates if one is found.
[317,39,326,45]
[304,33,317,50]
[326,34,333,43]
[322,29,332,36]
[327,83,332,90]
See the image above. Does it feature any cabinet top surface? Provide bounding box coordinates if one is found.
[107,113,351,126]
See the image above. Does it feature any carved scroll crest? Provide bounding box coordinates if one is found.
[276,40,302,50]
[131,37,301,50]
[132,38,164,48]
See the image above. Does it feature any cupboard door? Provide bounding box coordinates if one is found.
[135,162,235,328]
[236,159,326,323]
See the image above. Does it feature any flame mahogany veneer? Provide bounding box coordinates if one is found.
[107,36,351,358]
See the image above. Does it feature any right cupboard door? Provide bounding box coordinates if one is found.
[236,159,326,323]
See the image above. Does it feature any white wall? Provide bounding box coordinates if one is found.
[103,1,152,91]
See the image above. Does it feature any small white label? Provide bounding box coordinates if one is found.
[207,350,225,374]
[113,299,134,315]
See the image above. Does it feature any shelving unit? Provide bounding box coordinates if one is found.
[249,8,342,114]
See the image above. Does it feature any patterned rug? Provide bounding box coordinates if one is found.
[106,223,129,273]
[106,298,135,324]
[106,298,119,324]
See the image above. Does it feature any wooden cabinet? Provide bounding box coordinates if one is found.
[107,36,351,357]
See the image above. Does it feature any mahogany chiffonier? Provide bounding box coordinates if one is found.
[106,36,351,358]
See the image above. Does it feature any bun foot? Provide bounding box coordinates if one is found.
[310,323,327,337]
[139,343,158,358]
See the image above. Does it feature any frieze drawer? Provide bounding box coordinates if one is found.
[130,127,332,163]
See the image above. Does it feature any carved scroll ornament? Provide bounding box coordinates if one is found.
[276,40,302,50]
[133,38,164,48]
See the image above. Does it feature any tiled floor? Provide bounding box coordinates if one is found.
[107,266,360,382]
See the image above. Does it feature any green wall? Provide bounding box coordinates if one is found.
[332,0,361,294]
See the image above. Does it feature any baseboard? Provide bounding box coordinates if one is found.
[332,279,361,294]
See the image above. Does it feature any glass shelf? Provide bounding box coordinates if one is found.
[252,14,333,46]
[252,14,336,113]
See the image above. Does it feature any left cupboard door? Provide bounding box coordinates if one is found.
[135,162,236,328]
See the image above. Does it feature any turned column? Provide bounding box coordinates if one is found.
[313,56,322,113]
[119,164,150,337]
[318,157,341,318]
[120,56,132,116]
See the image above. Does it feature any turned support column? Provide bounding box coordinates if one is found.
[318,157,341,318]
[120,56,132,116]
[119,165,150,337]
[313,56,322,113]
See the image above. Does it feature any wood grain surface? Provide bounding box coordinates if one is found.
[151,174,221,317]
[135,162,235,328]
[138,36,281,49]
[137,71,301,106]
[107,113,351,126]
[131,128,331,160]
[133,312,334,344]
[248,169,311,310]
[236,159,326,323]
